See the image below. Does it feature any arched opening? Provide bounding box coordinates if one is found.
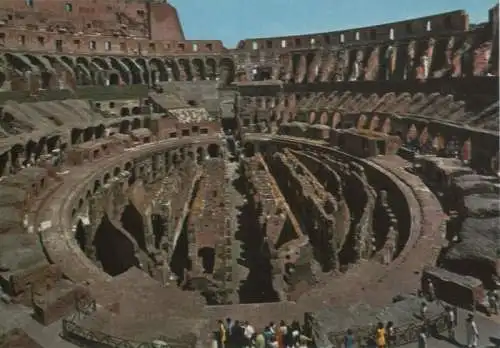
[121,57,142,84]
[178,59,193,81]
[120,120,130,133]
[93,180,101,193]
[109,73,119,85]
[196,147,204,164]
[135,58,149,85]
[205,58,217,80]
[71,128,82,145]
[109,57,131,85]
[94,124,105,139]
[165,59,180,81]
[207,144,220,158]
[83,128,93,142]
[74,218,87,252]
[132,107,141,116]
[120,202,146,250]
[120,107,130,117]
[198,247,215,274]
[93,215,140,276]
[244,142,255,157]
[132,118,141,129]
[149,58,168,83]
[219,58,235,85]
[151,213,166,248]
[103,173,110,184]
[192,58,206,80]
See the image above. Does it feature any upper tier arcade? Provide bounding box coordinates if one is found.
[237,10,469,51]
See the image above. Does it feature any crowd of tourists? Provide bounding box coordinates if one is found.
[214,319,312,348]
[211,279,499,348]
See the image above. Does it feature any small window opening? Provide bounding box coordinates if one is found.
[192,43,198,52]
[37,36,45,46]
[55,39,63,52]
[74,39,81,48]
[26,0,33,7]
[340,33,344,43]
[426,20,432,32]
[281,40,286,48]
[355,32,360,41]
[64,3,72,12]
[389,28,395,40]
[323,35,331,44]
[149,42,156,52]
[19,35,25,45]
[252,41,258,50]
[266,40,273,49]
[90,40,96,50]
[205,43,213,51]
[310,38,316,46]
[294,38,301,46]
[104,41,111,51]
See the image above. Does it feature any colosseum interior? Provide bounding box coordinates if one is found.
[0,1,498,348]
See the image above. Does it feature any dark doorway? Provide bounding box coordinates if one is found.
[93,215,139,276]
[198,247,215,274]
[121,203,146,250]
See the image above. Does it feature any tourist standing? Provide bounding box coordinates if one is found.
[418,327,427,348]
[344,328,355,348]
[255,332,266,348]
[466,313,479,348]
[375,322,386,348]
[217,320,227,348]
[488,289,499,315]
[243,321,255,348]
[445,305,457,341]
[386,321,396,347]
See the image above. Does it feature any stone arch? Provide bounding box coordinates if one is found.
[120,107,131,117]
[205,58,217,80]
[207,143,220,158]
[93,179,101,193]
[244,142,255,157]
[332,112,342,128]
[47,135,61,153]
[109,57,131,85]
[25,54,54,73]
[91,57,110,70]
[36,137,47,158]
[95,124,105,139]
[319,112,328,125]
[93,214,140,276]
[356,114,368,129]
[25,140,37,161]
[149,58,168,83]
[191,58,205,80]
[381,117,392,134]
[177,58,192,81]
[132,118,141,129]
[103,172,111,184]
[83,127,94,142]
[196,147,204,164]
[135,58,149,85]
[406,124,418,143]
[369,115,380,131]
[120,120,131,133]
[309,111,316,124]
[219,57,235,85]
[5,53,34,72]
[121,57,143,84]
[165,59,180,80]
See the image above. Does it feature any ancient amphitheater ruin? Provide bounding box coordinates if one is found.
[0,1,498,347]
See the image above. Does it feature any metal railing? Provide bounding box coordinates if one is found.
[322,310,448,347]
[61,297,193,348]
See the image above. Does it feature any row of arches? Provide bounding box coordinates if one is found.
[1,53,237,87]
[69,141,222,276]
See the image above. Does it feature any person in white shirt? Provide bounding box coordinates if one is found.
[243,321,255,348]
[466,313,479,348]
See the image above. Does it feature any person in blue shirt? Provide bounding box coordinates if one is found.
[344,328,355,348]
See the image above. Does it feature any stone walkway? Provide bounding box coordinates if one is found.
[400,310,500,348]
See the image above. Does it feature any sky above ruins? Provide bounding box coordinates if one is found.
[169,0,496,48]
